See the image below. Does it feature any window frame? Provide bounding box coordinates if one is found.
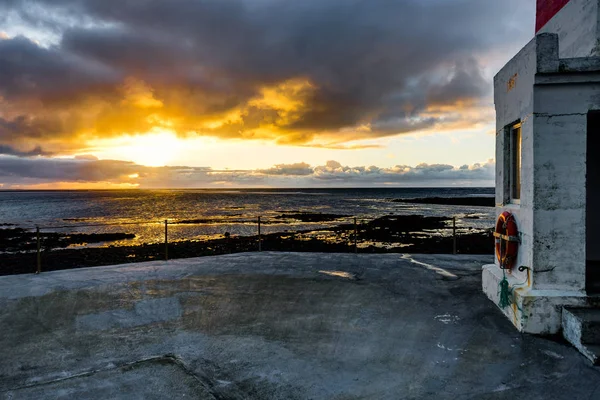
[507,122,522,204]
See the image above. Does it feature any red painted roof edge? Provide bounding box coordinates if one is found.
[536,0,571,32]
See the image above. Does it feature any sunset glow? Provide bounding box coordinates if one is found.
[89,131,188,167]
[0,0,535,188]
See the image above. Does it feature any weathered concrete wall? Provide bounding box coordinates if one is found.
[493,33,600,292]
[493,34,559,284]
[483,263,587,334]
[539,0,600,57]
[493,38,535,282]
[494,39,536,130]
[532,74,600,291]
[486,33,600,333]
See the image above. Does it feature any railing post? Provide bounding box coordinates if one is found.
[452,217,457,255]
[258,216,262,252]
[36,226,41,274]
[354,217,358,253]
[164,220,169,261]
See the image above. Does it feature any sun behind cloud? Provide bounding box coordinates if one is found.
[89,130,187,167]
[0,0,535,188]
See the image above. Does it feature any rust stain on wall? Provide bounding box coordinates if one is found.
[507,73,518,93]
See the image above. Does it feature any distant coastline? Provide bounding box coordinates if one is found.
[392,197,495,207]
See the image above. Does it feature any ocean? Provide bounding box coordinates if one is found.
[0,187,495,247]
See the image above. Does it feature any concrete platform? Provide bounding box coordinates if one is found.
[0,252,599,399]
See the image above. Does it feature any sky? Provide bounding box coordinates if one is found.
[0,0,535,189]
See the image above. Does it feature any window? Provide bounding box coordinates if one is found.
[508,123,522,203]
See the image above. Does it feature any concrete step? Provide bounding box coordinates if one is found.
[566,308,600,343]
[562,307,600,365]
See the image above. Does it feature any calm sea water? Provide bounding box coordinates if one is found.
[0,188,495,246]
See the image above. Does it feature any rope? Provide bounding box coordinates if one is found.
[498,266,530,310]
[498,268,512,309]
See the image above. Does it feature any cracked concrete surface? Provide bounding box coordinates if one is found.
[0,253,599,399]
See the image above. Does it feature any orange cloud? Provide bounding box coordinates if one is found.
[0,13,506,157]
[420,100,495,132]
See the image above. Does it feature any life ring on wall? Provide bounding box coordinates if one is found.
[494,211,519,270]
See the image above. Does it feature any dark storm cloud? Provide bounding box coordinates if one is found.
[0,114,65,142]
[0,0,533,149]
[0,156,138,181]
[0,35,116,100]
[426,59,490,106]
[0,144,50,156]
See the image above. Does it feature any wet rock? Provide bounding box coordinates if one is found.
[274,213,351,223]
[0,229,136,253]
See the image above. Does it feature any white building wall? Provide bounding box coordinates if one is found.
[493,35,558,285]
[539,0,600,57]
[484,33,599,334]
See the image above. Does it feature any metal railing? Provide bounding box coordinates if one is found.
[0,215,481,275]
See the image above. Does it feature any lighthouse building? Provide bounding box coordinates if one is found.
[483,0,600,344]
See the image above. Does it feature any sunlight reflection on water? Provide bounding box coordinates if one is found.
[0,188,495,248]
[318,270,356,280]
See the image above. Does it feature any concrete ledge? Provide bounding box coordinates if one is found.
[559,57,600,72]
[536,33,560,73]
[483,264,586,334]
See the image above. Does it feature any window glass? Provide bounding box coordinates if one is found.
[509,124,522,202]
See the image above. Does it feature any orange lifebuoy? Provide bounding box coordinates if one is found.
[494,211,519,270]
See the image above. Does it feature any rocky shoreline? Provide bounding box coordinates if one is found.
[0,228,136,252]
[0,214,493,276]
